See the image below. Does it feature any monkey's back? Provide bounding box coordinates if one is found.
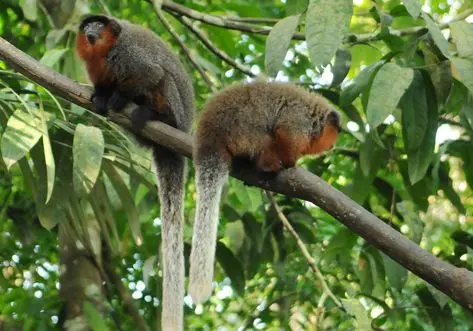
[196,81,331,160]
[109,20,195,132]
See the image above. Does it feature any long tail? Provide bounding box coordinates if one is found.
[153,145,187,331]
[188,151,230,304]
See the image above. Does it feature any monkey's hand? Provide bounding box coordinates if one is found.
[108,91,131,112]
[91,92,109,116]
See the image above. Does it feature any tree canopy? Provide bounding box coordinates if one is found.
[1,0,473,330]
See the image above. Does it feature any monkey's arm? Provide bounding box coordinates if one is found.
[108,46,166,112]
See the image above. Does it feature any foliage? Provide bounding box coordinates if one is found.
[1,0,473,330]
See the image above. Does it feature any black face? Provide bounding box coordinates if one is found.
[326,110,342,133]
[78,15,121,44]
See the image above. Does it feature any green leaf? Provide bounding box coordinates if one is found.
[451,57,473,95]
[341,299,372,329]
[417,287,454,331]
[306,0,352,68]
[330,48,351,87]
[103,161,142,246]
[461,92,473,130]
[1,109,42,169]
[73,124,104,196]
[406,73,438,184]
[366,63,414,128]
[359,132,385,177]
[38,110,55,204]
[340,61,383,106]
[286,0,308,15]
[39,48,68,68]
[216,242,245,294]
[382,253,408,291]
[83,301,109,331]
[422,12,449,56]
[403,0,422,18]
[265,14,301,76]
[19,0,38,21]
[401,70,428,151]
[424,46,452,106]
[450,21,473,58]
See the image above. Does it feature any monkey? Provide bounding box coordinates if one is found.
[188,81,341,303]
[76,15,194,331]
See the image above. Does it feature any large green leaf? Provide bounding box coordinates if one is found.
[450,21,473,58]
[406,73,438,184]
[286,0,308,15]
[401,70,428,152]
[330,48,351,87]
[366,63,413,128]
[340,61,383,106]
[342,299,372,330]
[451,57,473,94]
[422,12,449,56]
[403,0,422,18]
[38,109,55,204]
[306,0,352,68]
[73,124,104,196]
[265,14,301,76]
[216,242,245,294]
[19,0,38,21]
[1,109,42,169]
[382,253,408,291]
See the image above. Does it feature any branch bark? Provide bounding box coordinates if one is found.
[1,36,473,312]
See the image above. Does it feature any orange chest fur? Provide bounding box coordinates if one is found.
[76,31,117,85]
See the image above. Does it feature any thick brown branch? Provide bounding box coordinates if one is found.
[1,36,473,312]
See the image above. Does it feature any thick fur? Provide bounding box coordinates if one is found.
[189,81,340,303]
[76,15,194,331]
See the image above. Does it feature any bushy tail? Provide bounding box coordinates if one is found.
[153,145,187,331]
[188,151,230,304]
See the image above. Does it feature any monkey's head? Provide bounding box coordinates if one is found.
[76,15,122,60]
[306,106,341,155]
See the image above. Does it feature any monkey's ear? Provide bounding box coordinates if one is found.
[108,20,122,36]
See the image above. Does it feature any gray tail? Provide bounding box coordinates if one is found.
[188,151,229,303]
[153,145,186,331]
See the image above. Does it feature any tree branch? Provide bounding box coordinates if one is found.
[157,0,473,44]
[151,0,216,92]
[172,14,255,77]
[1,36,473,312]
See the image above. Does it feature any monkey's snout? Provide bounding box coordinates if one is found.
[327,110,342,133]
[86,34,97,44]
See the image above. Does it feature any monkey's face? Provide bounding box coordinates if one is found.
[76,16,121,61]
[307,110,341,154]
[78,15,121,46]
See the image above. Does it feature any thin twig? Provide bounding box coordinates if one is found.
[173,14,255,77]
[151,0,217,92]
[265,191,343,308]
[103,251,151,331]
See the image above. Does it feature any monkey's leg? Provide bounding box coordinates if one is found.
[255,135,283,172]
[189,146,231,303]
[152,145,186,331]
[91,85,112,115]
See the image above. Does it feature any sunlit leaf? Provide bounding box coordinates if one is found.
[1,109,42,169]
[366,63,413,128]
[73,124,104,196]
[422,12,449,56]
[451,57,473,95]
[403,0,422,18]
[306,0,352,68]
[450,21,473,58]
[38,109,55,204]
[342,298,371,329]
[19,0,38,21]
[340,61,383,106]
[286,0,308,15]
[265,14,301,77]
[39,48,68,68]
